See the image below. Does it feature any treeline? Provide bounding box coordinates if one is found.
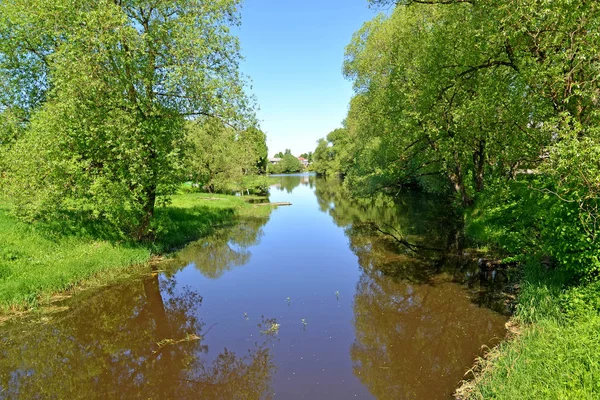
[0,0,267,240]
[313,0,600,278]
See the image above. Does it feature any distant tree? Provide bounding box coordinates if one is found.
[274,152,284,158]
[300,153,313,161]
[268,152,303,174]
[279,153,303,173]
[312,139,334,176]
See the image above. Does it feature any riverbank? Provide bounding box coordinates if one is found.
[457,205,600,399]
[0,192,270,313]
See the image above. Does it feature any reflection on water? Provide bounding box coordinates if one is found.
[269,173,313,193]
[316,177,507,399]
[352,274,505,400]
[166,215,270,279]
[0,175,507,399]
[0,276,275,399]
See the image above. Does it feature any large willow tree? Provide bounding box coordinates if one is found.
[320,0,600,275]
[342,3,551,201]
[0,0,252,239]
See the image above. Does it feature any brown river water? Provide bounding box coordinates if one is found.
[0,175,508,399]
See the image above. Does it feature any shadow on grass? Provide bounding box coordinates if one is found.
[27,203,243,256]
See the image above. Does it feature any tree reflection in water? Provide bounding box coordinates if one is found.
[167,214,271,280]
[314,177,507,399]
[269,173,314,193]
[0,275,275,399]
[351,273,506,399]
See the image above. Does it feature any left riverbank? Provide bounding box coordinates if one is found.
[0,192,270,314]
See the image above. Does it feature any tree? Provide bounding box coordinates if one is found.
[186,118,268,194]
[340,4,548,201]
[336,0,600,276]
[278,153,303,173]
[0,0,251,239]
[269,150,303,174]
[299,152,314,162]
[240,127,269,174]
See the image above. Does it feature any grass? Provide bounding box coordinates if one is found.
[460,198,600,399]
[0,191,270,313]
[460,264,600,399]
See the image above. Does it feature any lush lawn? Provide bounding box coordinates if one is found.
[0,192,270,312]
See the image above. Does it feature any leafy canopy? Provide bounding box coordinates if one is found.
[0,0,252,239]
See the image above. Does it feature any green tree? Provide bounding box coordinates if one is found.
[240,127,269,174]
[278,153,303,174]
[342,0,600,276]
[342,4,548,201]
[0,0,251,239]
[186,118,268,194]
[312,128,354,177]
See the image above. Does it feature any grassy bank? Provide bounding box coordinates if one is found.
[460,201,600,399]
[0,192,270,313]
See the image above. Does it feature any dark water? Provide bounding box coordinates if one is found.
[0,175,508,399]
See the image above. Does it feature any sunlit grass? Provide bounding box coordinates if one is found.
[461,261,600,399]
[466,314,600,399]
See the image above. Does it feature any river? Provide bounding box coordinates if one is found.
[0,174,508,399]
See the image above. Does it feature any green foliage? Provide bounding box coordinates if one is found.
[312,128,353,177]
[268,153,303,174]
[335,4,551,201]
[467,176,600,279]
[185,118,268,194]
[323,0,600,279]
[242,127,269,174]
[0,109,24,173]
[299,152,313,162]
[560,280,600,320]
[0,200,150,310]
[467,315,600,399]
[0,0,251,239]
[464,259,600,399]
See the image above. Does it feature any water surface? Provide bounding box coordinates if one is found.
[0,175,507,399]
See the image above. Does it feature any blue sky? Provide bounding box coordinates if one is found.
[236,0,380,157]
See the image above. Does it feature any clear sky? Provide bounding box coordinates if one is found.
[236,0,380,157]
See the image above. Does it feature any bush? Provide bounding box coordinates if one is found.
[467,177,600,279]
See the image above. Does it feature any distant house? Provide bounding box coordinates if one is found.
[297,157,309,167]
[269,157,282,165]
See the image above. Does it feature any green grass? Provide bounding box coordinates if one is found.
[462,198,600,399]
[0,191,270,312]
[463,265,600,399]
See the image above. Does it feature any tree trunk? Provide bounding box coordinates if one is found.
[473,139,486,192]
[143,274,170,339]
[449,154,472,206]
[134,181,157,241]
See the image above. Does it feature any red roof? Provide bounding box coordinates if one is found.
[298,157,307,161]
